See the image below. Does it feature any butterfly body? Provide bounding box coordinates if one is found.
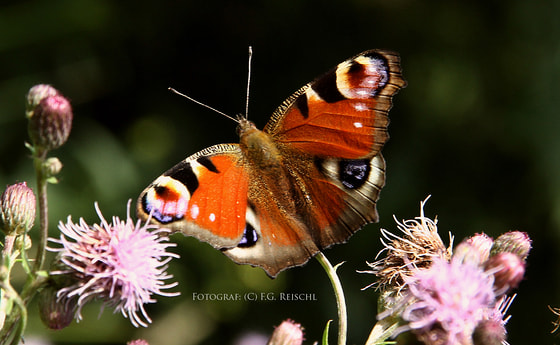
[137,50,405,277]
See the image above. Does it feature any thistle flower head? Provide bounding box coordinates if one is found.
[0,182,36,235]
[396,257,496,345]
[26,84,73,151]
[49,201,179,327]
[365,198,452,293]
[367,199,528,345]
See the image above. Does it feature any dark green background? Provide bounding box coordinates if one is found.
[1,1,558,344]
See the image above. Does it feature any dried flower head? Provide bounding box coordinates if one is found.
[49,201,179,327]
[365,198,452,293]
[549,306,560,333]
[26,84,73,150]
[0,182,36,235]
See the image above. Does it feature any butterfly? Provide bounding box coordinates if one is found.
[137,50,405,278]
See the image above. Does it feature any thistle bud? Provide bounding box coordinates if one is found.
[44,157,63,177]
[473,319,506,345]
[466,233,494,262]
[453,233,494,266]
[0,182,36,235]
[26,84,73,151]
[453,242,485,266]
[484,252,525,293]
[26,84,59,117]
[38,285,76,330]
[490,231,531,261]
[267,320,304,345]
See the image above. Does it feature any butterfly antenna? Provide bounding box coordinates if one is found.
[245,46,253,120]
[168,87,239,124]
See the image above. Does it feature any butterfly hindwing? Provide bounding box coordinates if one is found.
[222,153,386,277]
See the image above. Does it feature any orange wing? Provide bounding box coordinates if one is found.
[137,144,250,248]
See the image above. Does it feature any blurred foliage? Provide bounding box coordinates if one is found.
[1,0,559,344]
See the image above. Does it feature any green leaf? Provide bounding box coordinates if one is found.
[365,316,400,345]
[322,319,332,345]
[45,177,59,184]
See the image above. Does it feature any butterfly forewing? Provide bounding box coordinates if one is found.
[264,50,405,159]
[138,144,250,248]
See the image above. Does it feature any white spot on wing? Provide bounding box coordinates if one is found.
[353,122,363,128]
[209,213,216,222]
[354,103,368,111]
[190,204,199,219]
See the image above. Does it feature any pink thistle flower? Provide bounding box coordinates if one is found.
[393,257,496,345]
[49,201,179,327]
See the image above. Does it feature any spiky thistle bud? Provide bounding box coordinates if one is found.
[0,182,36,235]
[26,84,59,116]
[484,252,525,294]
[44,157,63,177]
[473,319,506,345]
[38,285,77,330]
[490,231,531,261]
[466,233,494,262]
[26,84,73,151]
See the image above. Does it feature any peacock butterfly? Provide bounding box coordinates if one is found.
[137,50,405,277]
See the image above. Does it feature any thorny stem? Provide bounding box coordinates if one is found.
[316,252,347,345]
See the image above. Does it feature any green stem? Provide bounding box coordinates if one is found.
[33,148,48,272]
[0,282,27,345]
[0,147,52,342]
[316,252,347,345]
[0,235,17,331]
